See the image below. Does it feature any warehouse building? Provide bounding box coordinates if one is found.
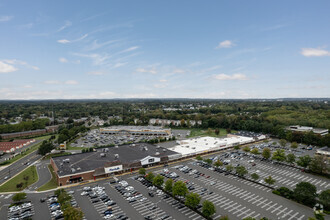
[50,143,179,186]
[100,126,171,137]
[168,136,254,158]
[286,125,328,136]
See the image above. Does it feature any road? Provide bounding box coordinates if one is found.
[0,150,43,185]
[0,140,42,163]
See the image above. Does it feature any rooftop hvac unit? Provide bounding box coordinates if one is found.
[155,152,160,156]
[71,168,76,173]
[114,154,119,158]
[77,167,81,171]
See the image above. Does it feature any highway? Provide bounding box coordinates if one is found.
[0,142,43,185]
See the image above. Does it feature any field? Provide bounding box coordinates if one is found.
[188,128,236,138]
[0,165,38,192]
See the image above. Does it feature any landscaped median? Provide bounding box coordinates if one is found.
[0,165,38,192]
[37,164,58,191]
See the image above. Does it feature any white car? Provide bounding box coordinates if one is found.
[81,191,88,196]
[104,214,114,219]
[140,197,147,202]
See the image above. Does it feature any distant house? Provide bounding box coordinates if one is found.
[286,125,328,136]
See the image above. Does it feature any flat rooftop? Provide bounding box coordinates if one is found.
[169,136,254,156]
[52,143,178,177]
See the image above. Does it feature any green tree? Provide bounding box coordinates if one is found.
[226,165,234,172]
[251,148,259,155]
[152,175,164,187]
[264,176,276,185]
[235,166,248,177]
[293,182,317,206]
[145,172,155,182]
[262,148,271,159]
[286,153,296,164]
[37,140,55,156]
[309,155,329,175]
[214,160,223,167]
[291,142,298,148]
[319,189,330,211]
[196,155,203,161]
[202,200,216,218]
[139,168,146,176]
[204,158,213,165]
[63,206,84,220]
[164,179,173,193]
[279,139,287,147]
[243,146,250,152]
[297,155,312,168]
[243,218,256,220]
[272,149,286,162]
[172,181,188,197]
[234,145,240,150]
[12,192,27,202]
[185,192,201,209]
[251,173,259,181]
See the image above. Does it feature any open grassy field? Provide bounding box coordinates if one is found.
[37,164,57,191]
[0,165,38,192]
[188,128,236,138]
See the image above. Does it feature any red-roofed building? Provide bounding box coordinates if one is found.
[0,139,35,153]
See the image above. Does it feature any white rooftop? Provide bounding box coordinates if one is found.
[169,136,254,157]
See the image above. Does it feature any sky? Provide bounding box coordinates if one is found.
[0,0,329,99]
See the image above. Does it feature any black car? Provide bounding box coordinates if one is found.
[144,216,153,220]
[177,204,185,209]
[148,192,154,197]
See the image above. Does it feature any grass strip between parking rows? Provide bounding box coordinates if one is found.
[37,164,58,191]
[0,165,38,192]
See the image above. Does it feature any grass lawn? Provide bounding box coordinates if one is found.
[37,164,58,191]
[188,128,236,138]
[0,165,38,192]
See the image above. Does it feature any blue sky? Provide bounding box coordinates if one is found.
[0,0,329,99]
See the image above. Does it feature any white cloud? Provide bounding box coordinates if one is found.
[23,85,33,88]
[73,53,110,66]
[57,39,70,44]
[159,79,167,82]
[44,80,78,85]
[213,73,248,81]
[301,48,330,57]
[136,68,157,74]
[44,80,61,85]
[57,34,88,44]
[0,61,18,73]
[65,80,79,85]
[172,69,185,74]
[0,16,13,22]
[59,57,68,63]
[216,40,235,49]
[113,62,127,68]
[88,71,105,75]
[57,21,72,32]
[3,59,39,70]
[120,46,139,53]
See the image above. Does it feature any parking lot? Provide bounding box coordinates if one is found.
[71,129,170,148]
[152,161,314,220]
